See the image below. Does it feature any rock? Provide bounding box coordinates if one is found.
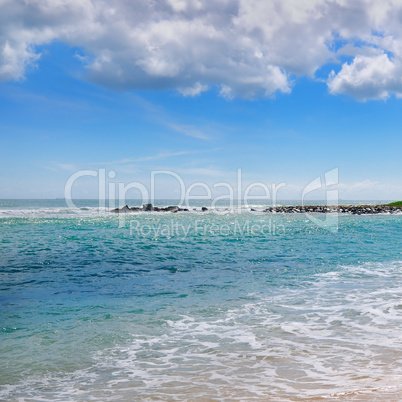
[143,203,153,211]
[261,204,402,215]
[110,205,131,213]
[113,203,400,215]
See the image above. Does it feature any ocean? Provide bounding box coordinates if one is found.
[1,199,402,400]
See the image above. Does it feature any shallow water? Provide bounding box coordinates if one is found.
[1,200,402,400]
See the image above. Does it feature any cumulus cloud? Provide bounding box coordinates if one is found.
[3,0,402,99]
[178,82,208,97]
[328,54,402,100]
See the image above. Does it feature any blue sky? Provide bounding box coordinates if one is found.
[1,1,402,200]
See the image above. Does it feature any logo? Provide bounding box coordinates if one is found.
[64,167,339,233]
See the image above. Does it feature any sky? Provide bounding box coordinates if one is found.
[1,0,402,200]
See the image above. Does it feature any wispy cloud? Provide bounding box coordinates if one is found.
[47,148,222,175]
[338,180,402,200]
[181,167,227,177]
[50,163,77,172]
[168,124,210,140]
[339,180,380,191]
[58,163,76,171]
[123,93,214,141]
[2,86,102,114]
[90,148,220,167]
[135,150,196,162]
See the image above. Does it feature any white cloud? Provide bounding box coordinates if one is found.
[3,0,402,99]
[328,54,402,100]
[178,82,208,97]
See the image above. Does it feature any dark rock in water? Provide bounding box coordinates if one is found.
[143,203,153,211]
[110,205,131,213]
[111,203,402,215]
[261,204,402,215]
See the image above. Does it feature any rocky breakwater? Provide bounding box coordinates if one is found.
[263,205,402,215]
[110,204,402,215]
[110,204,210,213]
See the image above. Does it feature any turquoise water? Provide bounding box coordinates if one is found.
[1,200,402,400]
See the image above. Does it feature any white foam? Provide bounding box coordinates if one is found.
[0,206,111,219]
[2,261,402,400]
